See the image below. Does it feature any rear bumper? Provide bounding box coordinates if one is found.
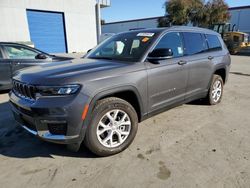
[10,91,89,145]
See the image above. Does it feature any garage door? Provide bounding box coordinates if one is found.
[26,10,67,53]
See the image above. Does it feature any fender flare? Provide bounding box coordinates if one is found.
[79,85,145,142]
[88,85,144,116]
[207,65,227,90]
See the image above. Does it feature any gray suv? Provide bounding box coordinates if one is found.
[9,26,231,156]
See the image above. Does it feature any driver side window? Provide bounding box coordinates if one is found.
[4,45,39,59]
[154,32,184,58]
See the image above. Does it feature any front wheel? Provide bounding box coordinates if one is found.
[84,97,138,156]
[206,74,224,105]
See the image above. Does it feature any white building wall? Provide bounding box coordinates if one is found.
[102,18,158,34]
[102,7,250,36]
[0,0,97,53]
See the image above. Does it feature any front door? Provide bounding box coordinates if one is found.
[146,32,188,112]
[2,44,52,76]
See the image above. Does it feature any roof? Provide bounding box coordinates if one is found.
[170,26,219,34]
[0,42,26,45]
[117,26,220,36]
[0,42,35,48]
[229,6,250,11]
[104,16,164,25]
[116,27,165,35]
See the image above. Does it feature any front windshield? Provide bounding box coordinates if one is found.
[86,32,157,62]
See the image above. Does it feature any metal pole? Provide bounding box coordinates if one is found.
[96,1,101,44]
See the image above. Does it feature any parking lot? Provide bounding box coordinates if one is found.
[0,55,250,188]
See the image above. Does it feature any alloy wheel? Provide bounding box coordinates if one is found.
[96,109,131,148]
[211,80,222,103]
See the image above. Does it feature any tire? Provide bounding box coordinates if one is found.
[67,142,81,152]
[84,97,138,156]
[206,74,224,105]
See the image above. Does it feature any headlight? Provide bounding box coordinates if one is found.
[36,84,81,96]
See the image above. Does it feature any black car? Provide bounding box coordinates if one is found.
[0,42,73,90]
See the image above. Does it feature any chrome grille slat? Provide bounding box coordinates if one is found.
[27,85,32,98]
[17,83,20,94]
[30,86,36,99]
[21,84,24,96]
[13,80,36,101]
[24,84,29,98]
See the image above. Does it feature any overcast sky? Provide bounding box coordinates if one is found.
[101,0,250,23]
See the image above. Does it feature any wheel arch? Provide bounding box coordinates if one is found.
[214,67,226,84]
[206,65,227,91]
[87,86,144,123]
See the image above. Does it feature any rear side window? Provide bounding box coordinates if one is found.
[206,34,222,51]
[183,32,207,55]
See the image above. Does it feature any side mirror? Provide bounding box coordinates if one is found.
[147,48,173,62]
[35,53,47,59]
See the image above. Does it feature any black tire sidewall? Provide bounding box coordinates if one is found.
[85,98,138,156]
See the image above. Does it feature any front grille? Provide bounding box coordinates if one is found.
[13,80,36,100]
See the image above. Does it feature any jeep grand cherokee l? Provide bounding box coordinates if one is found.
[9,26,231,156]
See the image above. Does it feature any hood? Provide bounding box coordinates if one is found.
[13,58,128,85]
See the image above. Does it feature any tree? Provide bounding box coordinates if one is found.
[158,16,171,27]
[188,0,206,26]
[159,0,230,27]
[205,0,230,27]
[165,0,192,25]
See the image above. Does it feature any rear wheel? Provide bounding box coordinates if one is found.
[206,74,224,105]
[84,97,138,156]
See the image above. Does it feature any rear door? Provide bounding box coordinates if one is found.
[147,32,189,112]
[0,45,12,90]
[182,32,213,99]
[2,44,52,76]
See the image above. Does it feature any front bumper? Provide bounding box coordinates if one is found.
[9,91,89,144]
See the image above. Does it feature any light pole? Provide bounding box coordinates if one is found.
[96,1,102,44]
[96,0,111,44]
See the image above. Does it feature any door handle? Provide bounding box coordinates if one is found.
[178,60,187,65]
[208,56,214,60]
